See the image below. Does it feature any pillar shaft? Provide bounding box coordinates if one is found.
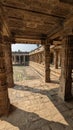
[59,35,73,101]
[19,55,21,64]
[3,43,14,88]
[24,55,25,65]
[54,50,58,69]
[0,38,10,116]
[44,40,50,82]
[14,55,16,64]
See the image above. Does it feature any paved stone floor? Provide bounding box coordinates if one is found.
[0,66,73,130]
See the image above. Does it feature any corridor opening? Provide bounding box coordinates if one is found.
[11,43,61,85]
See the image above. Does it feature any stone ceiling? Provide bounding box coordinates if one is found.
[1,0,73,43]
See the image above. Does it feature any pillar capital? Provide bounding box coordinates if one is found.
[3,36,11,44]
[41,39,51,46]
[3,35,16,44]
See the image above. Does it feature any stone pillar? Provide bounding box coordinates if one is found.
[24,55,25,65]
[38,54,40,63]
[44,40,50,82]
[42,51,45,65]
[59,51,62,67]
[19,55,21,64]
[12,56,14,63]
[36,54,38,63]
[14,55,16,64]
[0,36,10,116]
[40,53,42,63]
[59,35,73,101]
[3,42,14,88]
[58,51,61,67]
[54,50,58,69]
[34,54,35,62]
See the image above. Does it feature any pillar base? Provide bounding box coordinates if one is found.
[0,94,10,116]
[58,89,73,101]
[45,78,50,83]
[65,95,73,101]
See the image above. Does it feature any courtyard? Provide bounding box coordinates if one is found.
[0,66,73,130]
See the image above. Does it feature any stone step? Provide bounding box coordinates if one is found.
[30,62,60,78]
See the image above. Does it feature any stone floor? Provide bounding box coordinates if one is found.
[0,66,73,130]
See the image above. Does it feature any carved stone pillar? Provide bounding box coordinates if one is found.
[0,36,10,116]
[19,55,20,64]
[42,51,45,65]
[40,53,42,63]
[36,54,38,63]
[38,53,41,63]
[24,55,25,65]
[44,40,50,82]
[54,50,58,69]
[14,55,16,64]
[3,39,14,88]
[12,55,14,63]
[59,51,62,67]
[58,51,61,67]
[59,35,73,101]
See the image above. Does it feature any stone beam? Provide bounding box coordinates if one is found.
[0,4,11,37]
[60,0,73,5]
[15,38,41,44]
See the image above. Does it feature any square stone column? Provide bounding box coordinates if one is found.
[59,35,73,101]
[0,37,10,116]
[54,50,59,69]
[14,55,16,64]
[58,51,61,67]
[3,40,14,88]
[44,40,50,82]
[24,55,25,65]
[19,55,21,64]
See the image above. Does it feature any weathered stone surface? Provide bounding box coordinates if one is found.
[44,42,50,82]
[54,50,59,69]
[1,0,73,43]
[0,37,10,116]
[59,35,73,101]
[0,66,73,130]
[3,42,14,88]
[0,0,73,118]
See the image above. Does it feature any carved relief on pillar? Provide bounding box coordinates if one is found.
[0,36,10,116]
[54,50,59,69]
[44,40,50,82]
[59,35,73,101]
[2,37,14,88]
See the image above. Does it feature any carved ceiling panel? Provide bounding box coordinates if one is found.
[1,0,73,41]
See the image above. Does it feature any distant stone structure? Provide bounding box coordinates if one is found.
[12,43,61,69]
[29,43,61,69]
[12,51,29,66]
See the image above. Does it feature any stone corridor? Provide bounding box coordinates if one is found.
[0,66,73,130]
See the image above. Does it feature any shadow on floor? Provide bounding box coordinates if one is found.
[1,105,72,130]
[50,80,59,84]
[14,84,59,97]
[13,84,73,129]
